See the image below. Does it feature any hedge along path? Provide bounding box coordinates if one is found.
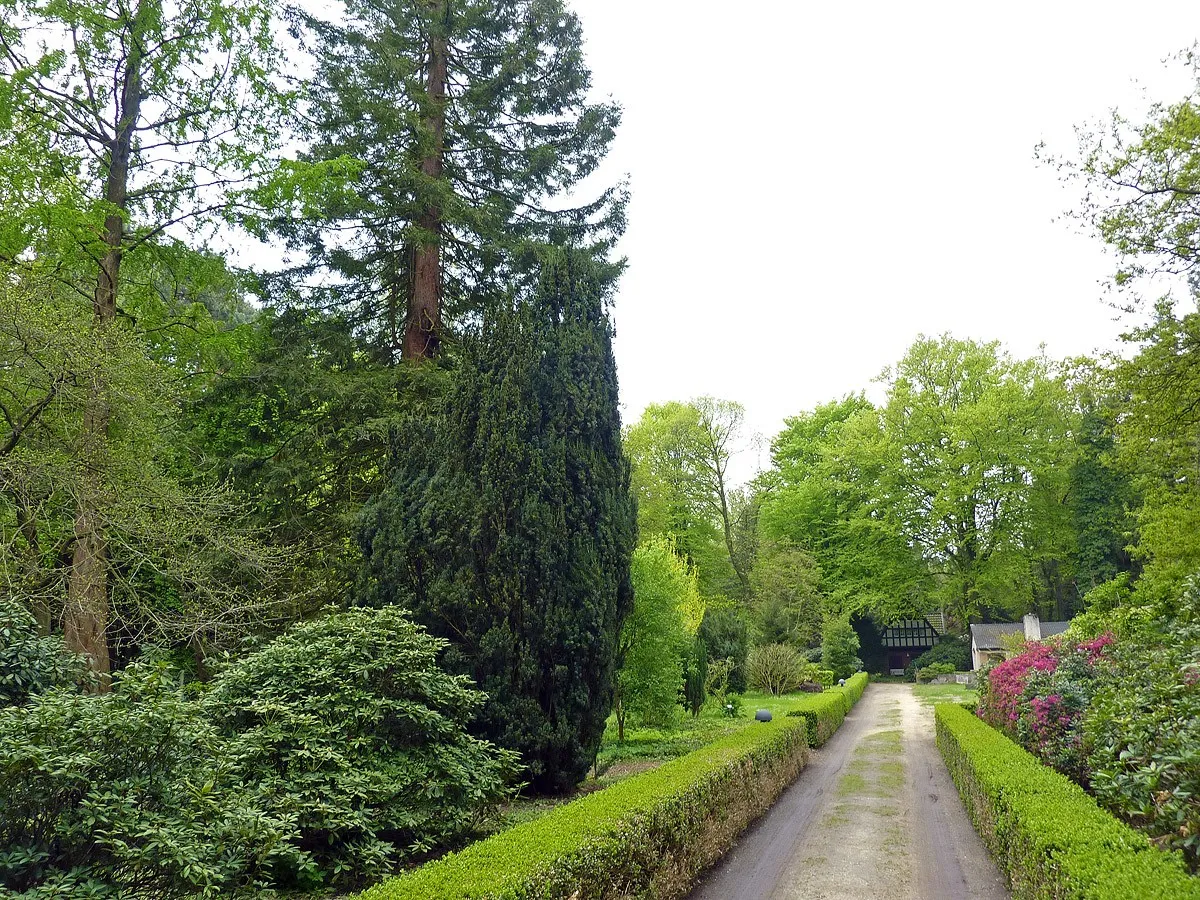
[689,683,1008,900]
[937,704,1200,900]
[360,674,869,900]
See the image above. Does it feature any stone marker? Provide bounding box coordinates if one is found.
[755,709,772,722]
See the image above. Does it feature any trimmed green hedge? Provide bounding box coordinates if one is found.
[361,716,809,900]
[785,672,869,747]
[936,704,1200,900]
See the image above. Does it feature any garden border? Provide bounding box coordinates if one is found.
[360,715,808,900]
[361,676,872,900]
[935,703,1200,900]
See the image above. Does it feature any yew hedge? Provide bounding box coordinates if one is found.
[359,716,809,900]
[935,704,1200,900]
[785,672,869,747]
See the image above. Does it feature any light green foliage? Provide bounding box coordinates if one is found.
[623,397,751,598]
[758,394,926,621]
[0,597,89,705]
[1108,306,1200,606]
[624,401,731,592]
[357,715,809,900]
[874,336,1075,621]
[0,662,306,899]
[750,538,824,647]
[0,0,294,274]
[745,643,803,695]
[821,616,861,680]
[617,539,703,731]
[0,282,281,650]
[936,704,1199,899]
[1060,55,1200,291]
[764,339,1079,623]
[206,607,520,886]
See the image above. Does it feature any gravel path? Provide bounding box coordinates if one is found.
[688,683,1009,900]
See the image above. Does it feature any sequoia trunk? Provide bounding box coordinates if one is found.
[403,5,447,361]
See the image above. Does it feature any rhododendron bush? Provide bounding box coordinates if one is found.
[977,590,1199,871]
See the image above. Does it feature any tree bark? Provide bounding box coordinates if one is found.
[403,3,447,362]
[65,18,143,686]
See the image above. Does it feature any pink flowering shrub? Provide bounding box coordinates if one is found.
[976,640,1059,738]
[978,634,1112,783]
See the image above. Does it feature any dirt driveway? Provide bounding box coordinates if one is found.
[688,683,1009,900]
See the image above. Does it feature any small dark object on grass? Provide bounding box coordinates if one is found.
[755,709,772,722]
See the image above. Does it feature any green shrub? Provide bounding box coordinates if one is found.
[206,607,520,887]
[358,716,809,900]
[796,662,834,687]
[745,643,803,695]
[615,540,695,734]
[906,636,970,678]
[916,662,957,683]
[784,673,869,747]
[820,616,861,680]
[699,607,749,692]
[0,597,90,705]
[935,704,1200,899]
[1084,594,1200,870]
[0,662,304,899]
[682,638,707,718]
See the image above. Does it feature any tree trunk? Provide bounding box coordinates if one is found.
[403,5,447,362]
[717,478,750,597]
[65,23,142,686]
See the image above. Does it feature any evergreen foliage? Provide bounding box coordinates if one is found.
[0,662,305,899]
[286,0,626,357]
[360,249,636,792]
[698,606,750,693]
[821,616,862,681]
[0,597,89,705]
[206,607,519,886]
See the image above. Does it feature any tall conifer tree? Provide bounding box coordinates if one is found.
[286,0,626,362]
[359,248,635,791]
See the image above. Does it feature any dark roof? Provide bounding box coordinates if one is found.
[882,618,939,650]
[970,621,1070,651]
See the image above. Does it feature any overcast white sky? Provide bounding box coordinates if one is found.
[568,1,1200,482]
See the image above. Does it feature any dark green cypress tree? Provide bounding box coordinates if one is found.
[359,248,635,792]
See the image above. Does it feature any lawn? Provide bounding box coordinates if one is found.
[911,682,978,707]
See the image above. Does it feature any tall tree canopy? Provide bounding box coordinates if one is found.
[0,0,297,678]
[623,397,751,599]
[359,249,635,792]
[285,0,626,361]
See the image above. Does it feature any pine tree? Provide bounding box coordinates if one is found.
[284,0,626,362]
[359,248,635,792]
